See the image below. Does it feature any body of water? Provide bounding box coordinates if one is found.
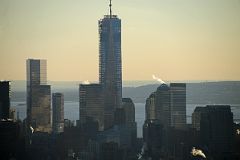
[11,101,240,137]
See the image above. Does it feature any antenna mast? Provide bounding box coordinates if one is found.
[109,0,112,18]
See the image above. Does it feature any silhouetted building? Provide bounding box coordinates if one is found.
[0,120,21,159]
[99,8,122,129]
[26,59,51,132]
[114,108,126,125]
[122,98,135,125]
[122,98,137,147]
[28,131,51,160]
[143,119,163,159]
[192,105,234,158]
[170,83,186,130]
[0,81,10,119]
[79,84,104,130]
[52,93,64,133]
[100,142,120,160]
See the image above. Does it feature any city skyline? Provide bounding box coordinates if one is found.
[1,0,240,81]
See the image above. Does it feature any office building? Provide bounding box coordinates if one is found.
[145,84,171,128]
[145,83,186,129]
[145,93,156,120]
[52,93,64,133]
[143,119,163,159]
[192,105,234,155]
[79,84,104,131]
[122,98,135,125]
[26,59,51,132]
[99,2,122,129]
[155,84,171,128]
[170,83,186,130]
[0,81,10,119]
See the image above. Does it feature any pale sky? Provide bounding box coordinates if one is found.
[0,0,240,81]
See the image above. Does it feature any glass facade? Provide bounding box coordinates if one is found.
[79,84,104,131]
[99,15,122,129]
[26,59,51,132]
[170,83,186,129]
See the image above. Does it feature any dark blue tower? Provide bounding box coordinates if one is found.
[99,0,122,129]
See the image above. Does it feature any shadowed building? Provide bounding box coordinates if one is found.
[0,81,10,119]
[145,83,186,130]
[192,105,234,158]
[170,83,186,130]
[26,59,51,133]
[146,93,156,120]
[52,93,64,133]
[122,98,135,125]
[79,84,104,131]
[99,3,122,129]
[155,84,171,128]
[145,84,171,128]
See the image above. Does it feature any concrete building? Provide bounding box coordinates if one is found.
[52,93,64,133]
[26,59,51,133]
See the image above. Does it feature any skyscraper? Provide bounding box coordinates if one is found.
[170,83,186,130]
[99,1,122,129]
[145,83,186,129]
[155,84,171,128]
[192,105,234,157]
[0,81,10,119]
[26,59,51,132]
[79,84,104,131]
[145,93,156,120]
[52,93,64,133]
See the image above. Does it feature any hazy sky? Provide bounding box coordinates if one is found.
[0,0,240,81]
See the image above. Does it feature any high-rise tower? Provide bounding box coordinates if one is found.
[0,81,10,119]
[26,59,51,132]
[52,93,64,133]
[99,0,122,129]
[170,83,186,130]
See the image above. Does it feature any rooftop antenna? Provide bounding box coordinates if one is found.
[109,0,112,18]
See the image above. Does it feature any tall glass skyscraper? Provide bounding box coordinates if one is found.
[99,5,122,129]
[26,59,51,133]
[170,83,186,130]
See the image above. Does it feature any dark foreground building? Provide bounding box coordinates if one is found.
[0,81,10,119]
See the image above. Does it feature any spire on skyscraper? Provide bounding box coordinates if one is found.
[109,0,112,18]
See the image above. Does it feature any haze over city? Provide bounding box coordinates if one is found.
[1,0,240,81]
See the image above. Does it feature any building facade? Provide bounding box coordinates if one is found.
[155,84,171,128]
[145,93,156,120]
[170,83,186,130]
[52,93,64,133]
[99,14,122,129]
[0,81,10,119]
[79,84,104,131]
[145,83,186,130]
[192,105,234,155]
[26,59,51,132]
